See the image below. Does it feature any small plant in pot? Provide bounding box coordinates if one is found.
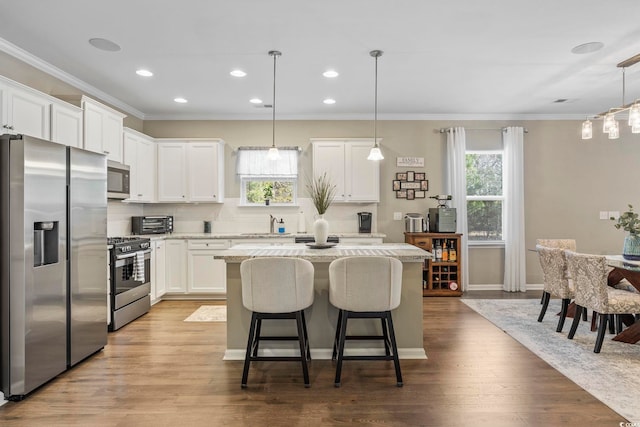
[611,204,640,260]
[263,183,273,206]
[306,173,336,245]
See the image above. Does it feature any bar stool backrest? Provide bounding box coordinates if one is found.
[329,256,402,312]
[240,257,314,313]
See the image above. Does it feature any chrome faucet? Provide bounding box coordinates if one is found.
[269,214,278,234]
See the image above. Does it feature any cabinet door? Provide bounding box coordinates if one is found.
[165,240,187,292]
[103,111,123,162]
[187,142,220,202]
[187,251,226,293]
[51,102,82,147]
[83,101,104,154]
[6,86,50,139]
[123,132,139,201]
[154,241,167,298]
[346,141,379,202]
[157,143,187,202]
[312,141,346,201]
[137,138,155,202]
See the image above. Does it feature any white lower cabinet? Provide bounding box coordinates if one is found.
[165,239,187,293]
[152,240,167,301]
[187,240,229,294]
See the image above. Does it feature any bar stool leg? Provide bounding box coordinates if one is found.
[252,318,262,357]
[381,318,391,356]
[241,312,258,388]
[295,311,311,387]
[332,309,343,361]
[301,311,311,361]
[334,310,349,387]
[385,311,403,387]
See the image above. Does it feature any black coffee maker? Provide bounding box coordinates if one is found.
[357,212,372,233]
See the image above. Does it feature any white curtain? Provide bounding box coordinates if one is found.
[503,127,526,292]
[445,127,469,291]
[236,147,298,177]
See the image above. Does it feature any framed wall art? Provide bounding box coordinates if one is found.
[393,170,428,200]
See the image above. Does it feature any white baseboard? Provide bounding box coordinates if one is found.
[466,283,544,291]
[223,347,427,360]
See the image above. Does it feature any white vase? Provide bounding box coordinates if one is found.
[313,215,329,245]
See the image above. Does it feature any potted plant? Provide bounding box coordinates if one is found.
[306,172,336,244]
[611,204,640,260]
[263,183,273,206]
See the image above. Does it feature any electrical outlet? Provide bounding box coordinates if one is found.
[599,211,609,220]
[393,212,403,220]
[609,211,620,220]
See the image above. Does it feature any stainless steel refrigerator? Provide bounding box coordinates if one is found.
[1,134,107,400]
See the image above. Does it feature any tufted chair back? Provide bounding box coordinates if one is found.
[565,251,610,313]
[536,245,574,298]
[240,257,314,313]
[329,256,403,312]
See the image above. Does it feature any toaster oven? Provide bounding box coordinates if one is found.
[131,216,174,235]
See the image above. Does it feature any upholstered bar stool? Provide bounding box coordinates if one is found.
[240,257,314,388]
[329,256,403,387]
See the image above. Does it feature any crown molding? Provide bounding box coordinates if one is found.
[0,37,145,120]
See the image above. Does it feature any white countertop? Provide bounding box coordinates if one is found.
[133,232,386,240]
[214,243,431,263]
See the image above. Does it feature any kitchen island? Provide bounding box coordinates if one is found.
[216,243,432,360]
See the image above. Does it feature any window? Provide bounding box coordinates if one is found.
[237,147,298,206]
[466,150,503,241]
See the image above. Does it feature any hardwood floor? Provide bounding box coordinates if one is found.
[0,294,627,426]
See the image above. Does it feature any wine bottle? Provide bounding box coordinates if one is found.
[435,239,442,261]
[449,240,457,262]
[442,239,449,262]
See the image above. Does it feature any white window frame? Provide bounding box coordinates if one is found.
[466,149,505,247]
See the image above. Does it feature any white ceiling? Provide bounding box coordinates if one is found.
[1,0,640,121]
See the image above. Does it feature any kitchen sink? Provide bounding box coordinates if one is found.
[239,232,291,236]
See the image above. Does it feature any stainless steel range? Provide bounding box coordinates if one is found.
[108,237,151,331]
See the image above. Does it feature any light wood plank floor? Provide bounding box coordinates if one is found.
[0,293,627,426]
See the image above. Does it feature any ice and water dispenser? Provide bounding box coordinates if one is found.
[33,221,59,267]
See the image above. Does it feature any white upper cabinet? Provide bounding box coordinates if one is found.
[312,139,380,202]
[123,128,155,203]
[0,78,51,139]
[156,139,225,203]
[81,96,125,162]
[50,102,83,147]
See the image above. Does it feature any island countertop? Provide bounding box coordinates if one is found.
[214,243,432,263]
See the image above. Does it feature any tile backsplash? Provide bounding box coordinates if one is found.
[108,199,377,236]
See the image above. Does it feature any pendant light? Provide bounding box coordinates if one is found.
[267,50,281,160]
[367,50,384,161]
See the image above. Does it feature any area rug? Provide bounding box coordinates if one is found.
[461,299,640,423]
[184,305,226,322]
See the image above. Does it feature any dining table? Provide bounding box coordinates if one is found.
[604,256,640,344]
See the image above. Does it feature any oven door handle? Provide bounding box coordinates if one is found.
[115,249,152,260]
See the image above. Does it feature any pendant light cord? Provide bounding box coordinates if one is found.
[374,53,378,146]
[272,52,278,149]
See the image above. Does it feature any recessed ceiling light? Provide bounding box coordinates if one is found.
[323,98,336,105]
[174,97,188,103]
[249,98,263,104]
[136,69,153,77]
[88,38,121,52]
[571,42,604,54]
[323,70,339,78]
[230,70,247,77]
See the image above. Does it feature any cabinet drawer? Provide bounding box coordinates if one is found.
[410,238,431,249]
[187,239,230,250]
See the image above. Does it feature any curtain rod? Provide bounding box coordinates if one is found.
[439,127,528,133]
[236,146,301,151]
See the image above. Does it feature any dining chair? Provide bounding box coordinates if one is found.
[536,245,574,332]
[329,256,403,387]
[240,257,315,388]
[536,239,577,305]
[565,251,640,353]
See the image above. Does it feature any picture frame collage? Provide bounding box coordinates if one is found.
[393,171,428,200]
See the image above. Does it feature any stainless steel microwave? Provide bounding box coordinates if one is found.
[107,161,130,200]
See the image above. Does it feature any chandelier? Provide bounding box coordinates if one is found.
[582,53,640,140]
